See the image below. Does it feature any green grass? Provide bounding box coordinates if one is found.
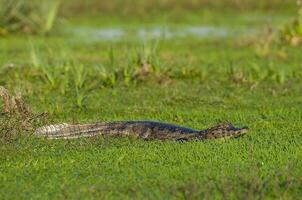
[1,1,302,199]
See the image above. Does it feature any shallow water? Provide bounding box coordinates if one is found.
[71,26,247,42]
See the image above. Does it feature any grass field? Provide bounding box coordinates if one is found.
[1,0,302,199]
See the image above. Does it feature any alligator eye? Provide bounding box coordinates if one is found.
[227,130,234,136]
[176,138,188,142]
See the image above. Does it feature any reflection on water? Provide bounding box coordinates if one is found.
[72,26,235,42]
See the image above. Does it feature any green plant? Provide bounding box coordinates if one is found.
[0,0,61,34]
[280,1,302,46]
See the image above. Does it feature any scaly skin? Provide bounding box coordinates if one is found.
[34,121,248,141]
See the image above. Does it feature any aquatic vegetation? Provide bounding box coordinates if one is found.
[0,0,61,34]
[280,1,302,46]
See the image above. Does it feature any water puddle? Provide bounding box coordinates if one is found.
[74,28,124,41]
[71,26,241,42]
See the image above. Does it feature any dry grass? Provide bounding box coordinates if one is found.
[0,86,31,115]
[0,86,48,142]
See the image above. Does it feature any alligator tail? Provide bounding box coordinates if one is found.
[34,123,105,139]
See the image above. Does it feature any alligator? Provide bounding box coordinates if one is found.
[34,121,248,141]
[0,86,248,141]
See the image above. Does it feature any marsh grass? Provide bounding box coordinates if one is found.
[279,1,302,46]
[228,62,289,87]
[256,1,302,48]
[0,39,300,111]
[63,0,295,16]
[241,2,302,59]
[0,0,61,35]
